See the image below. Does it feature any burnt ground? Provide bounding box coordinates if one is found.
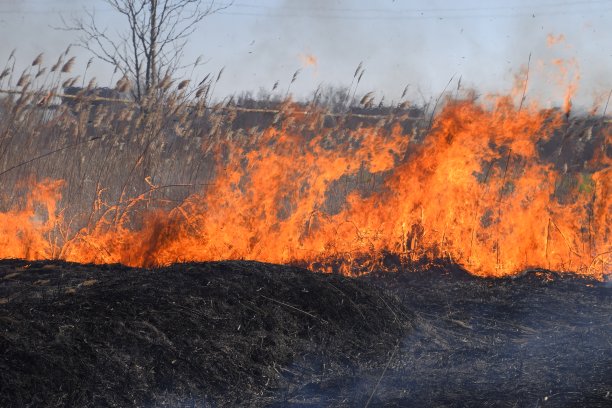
[0,260,610,407]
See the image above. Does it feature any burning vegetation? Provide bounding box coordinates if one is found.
[0,51,610,406]
[0,52,609,278]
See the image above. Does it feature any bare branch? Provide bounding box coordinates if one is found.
[58,0,232,101]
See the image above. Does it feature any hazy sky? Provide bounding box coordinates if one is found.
[1,0,611,110]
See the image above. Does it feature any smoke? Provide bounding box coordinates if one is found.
[2,1,612,110]
[218,0,612,110]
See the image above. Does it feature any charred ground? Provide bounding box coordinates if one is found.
[0,260,408,407]
[0,260,610,407]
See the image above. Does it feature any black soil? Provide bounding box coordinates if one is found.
[0,260,408,407]
[1,259,610,407]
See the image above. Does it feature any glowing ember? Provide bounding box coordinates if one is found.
[299,53,318,68]
[546,33,566,47]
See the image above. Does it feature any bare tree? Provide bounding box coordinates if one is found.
[63,0,231,101]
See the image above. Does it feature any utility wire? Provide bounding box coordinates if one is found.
[13,0,612,12]
[1,0,611,18]
[216,7,612,20]
[231,0,612,13]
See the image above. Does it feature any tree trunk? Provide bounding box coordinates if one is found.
[130,8,142,101]
[149,0,158,90]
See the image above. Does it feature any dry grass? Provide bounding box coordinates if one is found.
[0,52,608,274]
[0,54,229,247]
[0,52,430,261]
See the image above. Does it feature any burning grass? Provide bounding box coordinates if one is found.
[0,79,611,278]
[0,53,610,278]
[0,38,609,408]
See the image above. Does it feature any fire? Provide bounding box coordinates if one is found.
[0,96,609,278]
[0,179,64,260]
[299,53,318,68]
[546,33,566,47]
[552,58,580,116]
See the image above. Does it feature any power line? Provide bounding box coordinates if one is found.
[1,0,611,19]
[217,7,612,21]
[231,0,612,14]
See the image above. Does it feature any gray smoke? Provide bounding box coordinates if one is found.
[223,0,612,110]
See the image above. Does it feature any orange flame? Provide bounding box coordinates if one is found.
[546,33,566,47]
[299,53,318,69]
[552,58,580,116]
[0,179,64,260]
[0,98,610,278]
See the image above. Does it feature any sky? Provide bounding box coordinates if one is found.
[0,0,611,110]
